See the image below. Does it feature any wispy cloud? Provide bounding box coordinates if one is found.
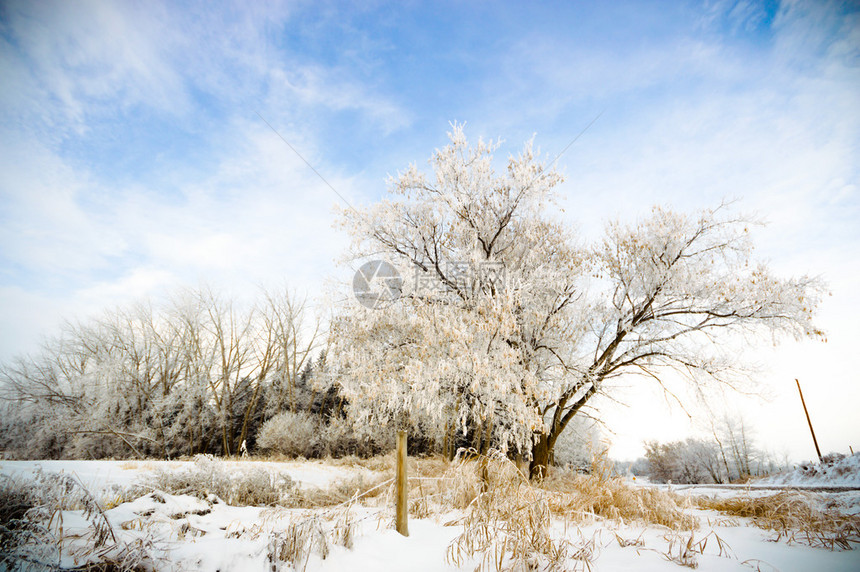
[0,0,857,459]
[1,1,189,132]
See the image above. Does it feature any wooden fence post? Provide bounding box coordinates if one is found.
[395,429,409,536]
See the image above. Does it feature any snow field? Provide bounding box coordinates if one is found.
[2,457,860,571]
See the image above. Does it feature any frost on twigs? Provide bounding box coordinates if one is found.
[148,454,296,507]
[0,470,162,571]
[333,123,580,456]
[333,123,827,475]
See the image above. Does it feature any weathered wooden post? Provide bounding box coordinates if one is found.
[395,429,409,536]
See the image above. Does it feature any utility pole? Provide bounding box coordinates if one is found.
[795,379,822,462]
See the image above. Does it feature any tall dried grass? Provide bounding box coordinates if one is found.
[540,450,698,530]
[443,450,593,572]
[697,491,860,549]
[267,518,326,572]
[434,448,709,571]
[266,508,359,572]
[0,470,161,571]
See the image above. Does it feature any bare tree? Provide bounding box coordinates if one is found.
[260,289,321,416]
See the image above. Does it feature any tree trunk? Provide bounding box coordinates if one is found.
[530,432,551,480]
[479,416,493,455]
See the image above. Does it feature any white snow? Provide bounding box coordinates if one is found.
[3,458,859,571]
[0,459,148,493]
[757,453,860,487]
[0,457,374,494]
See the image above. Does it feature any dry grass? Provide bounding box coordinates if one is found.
[118,460,162,472]
[146,454,395,510]
[697,491,860,549]
[411,455,454,479]
[444,450,591,572]
[540,450,698,531]
[325,451,451,478]
[13,450,857,571]
[289,473,392,509]
[382,448,704,571]
[325,452,397,473]
[659,529,734,569]
[267,518,327,572]
[0,470,161,571]
[266,509,359,572]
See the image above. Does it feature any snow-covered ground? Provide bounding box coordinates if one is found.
[757,453,860,487]
[2,458,859,571]
[0,458,374,494]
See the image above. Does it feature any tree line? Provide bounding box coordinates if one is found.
[0,288,324,459]
[639,417,786,484]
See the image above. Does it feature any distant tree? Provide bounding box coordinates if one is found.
[644,439,714,484]
[709,414,780,481]
[0,286,320,459]
[644,441,677,483]
[629,457,650,477]
[643,425,786,485]
[550,415,602,470]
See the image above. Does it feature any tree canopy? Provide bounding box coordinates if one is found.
[332,123,826,477]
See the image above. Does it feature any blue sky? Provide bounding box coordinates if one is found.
[1,0,858,460]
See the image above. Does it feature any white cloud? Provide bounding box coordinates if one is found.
[0,0,408,140]
[74,267,178,310]
[1,0,189,131]
[0,286,65,361]
[265,65,411,134]
[0,133,128,274]
[0,0,856,460]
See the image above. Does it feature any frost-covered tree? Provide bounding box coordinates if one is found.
[0,286,320,459]
[332,123,825,478]
[332,124,579,460]
[644,439,725,484]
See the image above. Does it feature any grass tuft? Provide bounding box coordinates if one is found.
[444,450,592,572]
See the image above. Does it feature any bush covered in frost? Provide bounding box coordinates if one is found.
[257,412,322,458]
[149,454,296,506]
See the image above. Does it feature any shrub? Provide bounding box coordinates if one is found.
[320,416,395,458]
[148,454,296,506]
[257,412,321,458]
